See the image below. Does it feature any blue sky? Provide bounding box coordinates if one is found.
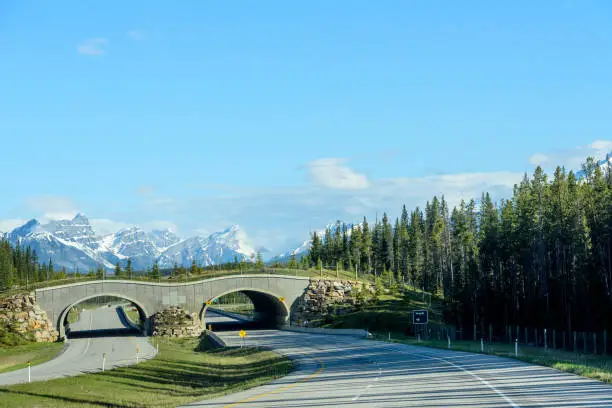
[1,1,611,254]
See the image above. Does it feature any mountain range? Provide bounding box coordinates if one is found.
[0,214,259,272]
[3,153,609,272]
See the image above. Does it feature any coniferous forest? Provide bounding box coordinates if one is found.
[1,157,611,340]
[306,157,612,338]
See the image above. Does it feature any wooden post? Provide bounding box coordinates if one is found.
[573,332,577,353]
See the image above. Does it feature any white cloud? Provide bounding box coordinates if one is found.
[127,30,145,40]
[0,219,27,233]
[77,38,108,56]
[529,153,549,166]
[136,185,156,196]
[90,218,130,236]
[24,196,79,222]
[141,220,178,233]
[306,158,370,189]
[528,139,612,171]
[590,140,612,151]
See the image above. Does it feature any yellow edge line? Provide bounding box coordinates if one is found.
[223,357,326,408]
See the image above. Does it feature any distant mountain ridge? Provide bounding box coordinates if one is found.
[1,215,258,272]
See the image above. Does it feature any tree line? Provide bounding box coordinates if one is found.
[300,157,611,335]
[2,156,610,337]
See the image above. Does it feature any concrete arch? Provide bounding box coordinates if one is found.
[58,293,150,339]
[200,287,290,329]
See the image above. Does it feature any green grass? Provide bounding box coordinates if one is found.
[0,336,294,408]
[370,333,612,384]
[124,309,141,324]
[0,342,64,374]
[317,287,445,332]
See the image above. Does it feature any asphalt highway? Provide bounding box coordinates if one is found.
[0,306,156,386]
[187,330,612,408]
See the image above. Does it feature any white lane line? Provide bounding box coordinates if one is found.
[351,360,383,401]
[82,310,94,356]
[382,344,519,408]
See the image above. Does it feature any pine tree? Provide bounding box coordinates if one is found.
[125,258,133,279]
[150,260,160,280]
[115,262,122,278]
[255,252,264,269]
[288,253,298,269]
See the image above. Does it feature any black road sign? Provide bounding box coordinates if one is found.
[413,310,428,324]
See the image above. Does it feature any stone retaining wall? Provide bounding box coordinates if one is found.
[290,279,373,326]
[0,293,59,342]
[150,306,202,338]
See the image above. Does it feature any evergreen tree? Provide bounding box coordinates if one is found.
[125,258,133,279]
[255,252,264,269]
[115,262,122,278]
[150,260,160,280]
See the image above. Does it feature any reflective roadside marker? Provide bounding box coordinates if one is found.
[27,361,31,383]
[279,297,285,302]
[102,353,106,372]
[239,330,246,348]
[137,346,140,363]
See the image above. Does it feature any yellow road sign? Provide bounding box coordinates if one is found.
[27,361,30,367]
[239,330,246,338]
[206,300,213,306]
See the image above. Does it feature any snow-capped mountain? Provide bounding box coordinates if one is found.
[158,225,257,268]
[148,229,180,250]
[1,215,259,272]
[271,221,362,262]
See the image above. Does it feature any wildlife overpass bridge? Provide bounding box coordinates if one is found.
[34,275,311,337]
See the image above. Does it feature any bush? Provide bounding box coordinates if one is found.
[0,321,32,347]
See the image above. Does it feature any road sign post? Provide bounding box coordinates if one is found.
[412,310,428,341]
[239,329,246,348]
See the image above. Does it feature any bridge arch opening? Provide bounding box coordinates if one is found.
[200,288,289,331]
[59,294,149,339]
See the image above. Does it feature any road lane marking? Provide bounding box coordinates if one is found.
[351,360,383,401]
[380,344,519,408]
[222,355,325,408]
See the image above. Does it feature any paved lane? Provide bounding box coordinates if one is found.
[187,330,612,408]
[0,306,155,386]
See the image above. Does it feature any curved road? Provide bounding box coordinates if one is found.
[187,330,612,408]
[0,306,156,386]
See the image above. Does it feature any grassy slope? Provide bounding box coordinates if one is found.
[0,342,64,374]
[0,336,294,408]
[318,288,445,332]
[370,333,612,384]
